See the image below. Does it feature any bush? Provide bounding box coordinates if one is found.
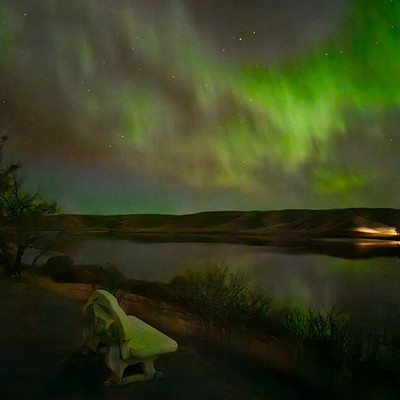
[282,306,396,385]
[169,260,272,332]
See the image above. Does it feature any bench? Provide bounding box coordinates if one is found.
[82,289,178,385]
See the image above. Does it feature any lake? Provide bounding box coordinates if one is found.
[31,235,400,312]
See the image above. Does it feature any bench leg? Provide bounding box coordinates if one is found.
[104,343,126,385]
[104,345,158,386]
[142,356,157,379]
[121,356,157,385]
[121,356,158,385]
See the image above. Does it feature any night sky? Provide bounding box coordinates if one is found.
[0,0,399,214]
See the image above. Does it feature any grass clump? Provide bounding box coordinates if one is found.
[282,306,400,393]
[169,260,272,332]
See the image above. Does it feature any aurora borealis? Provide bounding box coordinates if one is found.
[0,0,399,214]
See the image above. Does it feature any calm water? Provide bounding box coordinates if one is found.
[41,236,400,311]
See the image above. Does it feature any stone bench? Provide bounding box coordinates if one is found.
[82,289,178,385]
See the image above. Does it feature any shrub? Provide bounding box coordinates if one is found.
[282,306,394,384]
[169,260,272,332]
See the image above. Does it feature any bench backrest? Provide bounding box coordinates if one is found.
[84,289,135,342]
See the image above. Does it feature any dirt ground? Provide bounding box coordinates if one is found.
[0,275,320,400]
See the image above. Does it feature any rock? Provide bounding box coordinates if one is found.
[41,256,75,282]
[46,256,74,268]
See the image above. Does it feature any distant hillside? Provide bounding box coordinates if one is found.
[9,208,400,243]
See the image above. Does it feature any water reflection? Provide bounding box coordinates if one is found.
[60,236,400,311]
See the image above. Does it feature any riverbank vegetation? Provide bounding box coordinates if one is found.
[168,260,273,332]
[282,306,400,395]
[169,262,400,390]
[29,256,400,397]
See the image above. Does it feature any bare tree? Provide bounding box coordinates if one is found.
[0,136,59,276]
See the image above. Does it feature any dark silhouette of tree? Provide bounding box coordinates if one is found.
[0,136,59,276]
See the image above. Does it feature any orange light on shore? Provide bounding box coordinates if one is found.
[352,227,398,237]
[355,240,399,247]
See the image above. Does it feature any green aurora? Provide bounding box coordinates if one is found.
[0,0,399,213]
